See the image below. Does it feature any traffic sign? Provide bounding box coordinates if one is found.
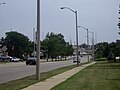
[1,46,7,52]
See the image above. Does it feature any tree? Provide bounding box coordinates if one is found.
[2,31,33,58]
[102,42,110,57]
[41,32,73,61]
[95,42,120,62]
[80,43,87,49]
[115,44,120,56]
[95,42,110,58]
[0,37,5,48]
[64,43,73,59]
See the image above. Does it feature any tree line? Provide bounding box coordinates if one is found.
[95,42,120,61]
[0,31,73,60]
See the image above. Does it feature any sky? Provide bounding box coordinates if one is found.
[0,0,120,45]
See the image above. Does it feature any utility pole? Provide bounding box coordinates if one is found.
[75,11,79,66]
[118,4,120,34]
[36,0,40,80]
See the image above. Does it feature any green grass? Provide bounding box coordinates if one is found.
[0,64,78,90]
[51,61,120,90]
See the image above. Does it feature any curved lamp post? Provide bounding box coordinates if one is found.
[0,2,5,5]
[61,7,79,66]
[78,26,89,62]
[89,31,95,61]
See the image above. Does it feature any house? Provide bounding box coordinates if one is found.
[0,48,2,56]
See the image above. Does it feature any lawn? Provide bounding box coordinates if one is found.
[51,61,120,90]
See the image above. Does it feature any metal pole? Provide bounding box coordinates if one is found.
[0,2,5,5]
[87,29,89,62]
[89,31,95,61]
[60,7,79,66]
[77,26,89,62]
[75,11,79,66]
[95,33,97,50]
[92,32,94,61]
[36,0,40,80]
[33,28,36,58]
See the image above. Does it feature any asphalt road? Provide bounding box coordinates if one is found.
[0,55,90,84]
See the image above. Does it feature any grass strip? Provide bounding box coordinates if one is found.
[0,64,79,90]
[51,61,120,90]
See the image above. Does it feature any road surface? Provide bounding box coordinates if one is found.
[0,55,90,84]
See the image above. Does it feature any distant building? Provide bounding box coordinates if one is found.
[0,48,2,56]
[0,44,2,55]
[73,45,87,55]
[116,40,120,44]
[73,45,93,56]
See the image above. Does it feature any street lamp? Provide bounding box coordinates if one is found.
[0,2,5,5]
[78,26,89,62]
[33,28,36,58]
[118,32,120,35]
[89,31,95,61]
[61,7,79,66]
[36,0,40,80]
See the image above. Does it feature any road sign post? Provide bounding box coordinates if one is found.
[1,46,7,64]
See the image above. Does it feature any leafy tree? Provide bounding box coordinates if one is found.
[64,43,73,59]
[102,42,110,57]
[95,42,120,61]
[95,51,103,58]
[2,31,33,58]
[95,42,110,58]
[80,43,87,49]
[41,32,73,61]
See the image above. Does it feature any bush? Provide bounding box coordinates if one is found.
[95,52,103,59]
[95,58,107,61]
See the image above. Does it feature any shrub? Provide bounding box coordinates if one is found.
[95,58,107,61]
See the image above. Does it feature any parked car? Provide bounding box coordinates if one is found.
[0,55,12,62]
[115,57,120,60]
[26,57,36,65]
[11,57,20,62]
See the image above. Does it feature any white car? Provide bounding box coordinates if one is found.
[11,57,20,62]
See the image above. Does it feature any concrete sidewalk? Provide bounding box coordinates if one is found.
[23,62,96,90]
